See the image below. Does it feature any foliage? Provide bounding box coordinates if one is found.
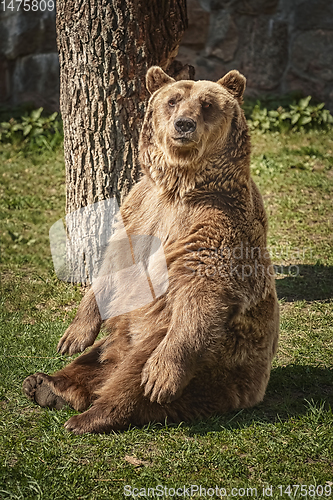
[0,107,63,151]
[247,96,333,133]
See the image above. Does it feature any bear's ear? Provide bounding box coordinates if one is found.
[217,70,246,103]
[146,66,175,95]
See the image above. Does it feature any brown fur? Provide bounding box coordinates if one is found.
[23,67,279,434]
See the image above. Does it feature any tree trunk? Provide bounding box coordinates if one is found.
[57,0,187,210]
[55,0,188,283]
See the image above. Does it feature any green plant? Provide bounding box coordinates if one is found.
[248,96,333,133]
[0,107,63,151]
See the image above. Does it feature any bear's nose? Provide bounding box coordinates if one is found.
[174,117,196,134]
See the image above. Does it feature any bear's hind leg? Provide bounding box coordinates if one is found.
[63,343,174,434]
[23,338,109,412]
[23,372,68,410]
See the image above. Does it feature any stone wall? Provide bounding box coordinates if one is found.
[178,0,333,111]
[0,0,332,111]
[0,7,59,110]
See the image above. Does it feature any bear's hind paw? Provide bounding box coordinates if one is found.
[64,409,115,435]
[22,373,67,410]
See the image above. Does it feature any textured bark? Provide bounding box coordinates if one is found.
[56,0,188,212]
[56,0,187,283]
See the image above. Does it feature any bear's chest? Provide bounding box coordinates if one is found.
[128,188,198,245]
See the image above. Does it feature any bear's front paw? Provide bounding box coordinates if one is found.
[57,324,97,356]
[141,348,187,405]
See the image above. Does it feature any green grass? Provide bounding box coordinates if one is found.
[1,130,333,499]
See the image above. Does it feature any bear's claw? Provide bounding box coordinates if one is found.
[141,348,185,404]
[57,326,95,356]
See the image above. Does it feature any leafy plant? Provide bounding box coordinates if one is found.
[0,107,63,151]
[0,118,23,143]
[248,96,333,133]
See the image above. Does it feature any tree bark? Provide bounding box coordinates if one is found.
[56,0,187,211]
[55,0,188,283]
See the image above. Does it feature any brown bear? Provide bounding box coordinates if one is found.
[22,66,279,434]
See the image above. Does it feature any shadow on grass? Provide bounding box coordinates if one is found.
[275,264,333,302]
[183,365,333,435]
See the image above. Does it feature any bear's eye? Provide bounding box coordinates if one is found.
[202,102,211,109]
[168,99,177,107]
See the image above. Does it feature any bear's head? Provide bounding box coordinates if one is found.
[139,67,250,199]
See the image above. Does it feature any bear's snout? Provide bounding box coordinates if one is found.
[174,117,197,135]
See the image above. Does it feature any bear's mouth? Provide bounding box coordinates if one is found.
[173,137,191,142]
[172,136,197,146]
